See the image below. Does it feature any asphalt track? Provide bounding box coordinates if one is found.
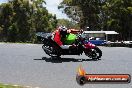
[0,43,132,88]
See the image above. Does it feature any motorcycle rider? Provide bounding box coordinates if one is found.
[52,26,71,49]
[52,26,81,49]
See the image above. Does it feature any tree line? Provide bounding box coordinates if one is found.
[0,0,131,42]
[0,0,80,43]
[0,0,58,43]
[59,0,132,41]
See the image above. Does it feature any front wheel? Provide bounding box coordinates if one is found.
[85,47,102,60]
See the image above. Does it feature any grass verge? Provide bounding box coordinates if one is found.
[0,83,32,88]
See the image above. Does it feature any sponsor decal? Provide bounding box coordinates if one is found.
[76,66,131,85]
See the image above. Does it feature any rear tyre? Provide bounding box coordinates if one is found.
[42,45,61,57]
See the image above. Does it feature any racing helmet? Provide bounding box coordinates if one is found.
[59,26,68,38]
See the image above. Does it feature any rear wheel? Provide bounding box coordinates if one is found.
[42,45,61,57]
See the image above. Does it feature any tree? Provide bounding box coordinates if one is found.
[60,0,132,40]
[102,0,132,40]
[0,0,58,42]
[57,19,80,29]
[59,0,101,30]
[0,3,13,41]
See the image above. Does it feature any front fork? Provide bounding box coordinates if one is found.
[83,43,96,58]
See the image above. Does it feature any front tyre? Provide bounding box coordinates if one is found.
[91,47,102,60]
[84,47,102,60]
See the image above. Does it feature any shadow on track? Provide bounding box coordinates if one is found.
[34,57,99,63]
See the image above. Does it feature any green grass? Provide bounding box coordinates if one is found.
[0,83,26,88]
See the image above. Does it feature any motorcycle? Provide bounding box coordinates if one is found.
[36,32,102,60]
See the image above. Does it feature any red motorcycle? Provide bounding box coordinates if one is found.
[37,32,102,60]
